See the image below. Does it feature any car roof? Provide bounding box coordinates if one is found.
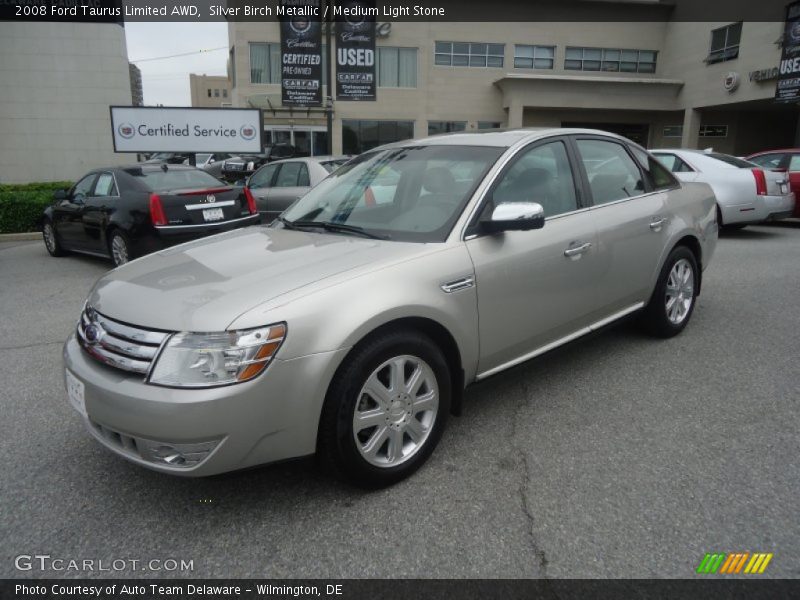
[746,148,800,156]
[379,128,636,150]
[268,155,351,165]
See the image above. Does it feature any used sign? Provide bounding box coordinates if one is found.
[335,0,377,101]
[110,107,263,153]
[776,0,800,103]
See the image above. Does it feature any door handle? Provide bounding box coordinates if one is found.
[564,242,592,258]
[649,217,667,231]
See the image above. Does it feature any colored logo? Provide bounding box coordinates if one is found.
[290,15,311,34]
[240,125,256,140]
[696,552,773,575]
[83,324,104,345]
[118,123,135,139]
[206,194,216,203]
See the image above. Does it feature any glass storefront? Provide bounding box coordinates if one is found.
[342,120,414,155]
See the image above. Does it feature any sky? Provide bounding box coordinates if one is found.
[124,22,229,106]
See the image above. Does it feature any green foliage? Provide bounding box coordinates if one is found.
[0,182,73,233]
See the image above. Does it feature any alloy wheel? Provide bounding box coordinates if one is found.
[43,223,56,253]
[111,235,129,266]
[353,355,439,468]
[665,258,694,325]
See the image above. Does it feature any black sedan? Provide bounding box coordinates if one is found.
[42,164,261,266]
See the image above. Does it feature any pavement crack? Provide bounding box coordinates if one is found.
[0,340,65,351]
[511,378,549,579]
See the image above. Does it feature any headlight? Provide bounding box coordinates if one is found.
[148,323,286,388]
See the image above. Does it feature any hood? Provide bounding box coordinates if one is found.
[88,227,432,332]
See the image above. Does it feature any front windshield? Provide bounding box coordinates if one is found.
[279,145,505,242]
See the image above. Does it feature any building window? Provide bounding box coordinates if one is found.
[565,47,657,73]
[708,22,742,64]
[207,89,212,97]
[342,120,414,155]
[478,121,502,129]
[663,125,683,138]
[214,89,220,97]
[514,45,555,69]
[377,47,418,87]
[434,41,504,68]
[428,121,467,135]
[700,125,728,137]
[222,89,228,98]
[250,42,281,84]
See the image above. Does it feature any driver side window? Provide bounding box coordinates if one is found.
[250,164,278,189]
[491,140,578,217]
[72,174,96,199]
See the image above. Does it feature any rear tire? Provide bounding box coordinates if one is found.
[108,230,133,267]
[640,246,699,338]
[42,220,66,257]
[318,330,451,488]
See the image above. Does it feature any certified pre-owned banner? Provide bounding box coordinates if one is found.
[110,107,263,153]
[335,0,377,101]
[776,0,800,102]
[280,0,323,106]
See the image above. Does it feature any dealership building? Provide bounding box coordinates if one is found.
[228,15,797,156]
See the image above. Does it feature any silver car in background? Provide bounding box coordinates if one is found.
[63,129,717,488]
[245,156,350,223]
[652,149,795,229]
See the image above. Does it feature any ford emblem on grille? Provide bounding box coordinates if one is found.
[206,194,216,203]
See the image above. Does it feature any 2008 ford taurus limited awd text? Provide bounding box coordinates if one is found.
[63,129,718,487]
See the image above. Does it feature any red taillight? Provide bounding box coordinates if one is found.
[243,187,257,215]
[752,168,768,196]
[149,193,167,226]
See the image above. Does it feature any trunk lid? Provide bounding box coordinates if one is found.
[155,186,252,226]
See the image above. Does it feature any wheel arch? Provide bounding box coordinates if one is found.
[672,234,703,296]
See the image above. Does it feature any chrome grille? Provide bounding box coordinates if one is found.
[77,306,171,375]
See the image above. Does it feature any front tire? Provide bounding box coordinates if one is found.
[640,246,699,338]
[108,230,132,267]
[42,219,66,257]
[318,330,451,488]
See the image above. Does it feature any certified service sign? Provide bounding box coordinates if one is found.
[110,107,263,153]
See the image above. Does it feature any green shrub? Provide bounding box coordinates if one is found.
[0,182,73,233]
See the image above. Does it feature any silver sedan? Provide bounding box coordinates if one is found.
[652,149,795,229]
[245,156,351,223]
[63,129,717,488]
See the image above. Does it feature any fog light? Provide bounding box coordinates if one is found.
[138,438,221,468]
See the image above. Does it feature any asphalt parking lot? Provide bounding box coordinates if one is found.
[1,223,798,579]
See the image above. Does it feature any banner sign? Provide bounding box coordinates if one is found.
[279,0,323,106]
[776,0,800,103]
[335,0,377,101]
[110,107,263,153]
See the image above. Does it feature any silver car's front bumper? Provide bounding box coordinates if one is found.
[62,334,348,476]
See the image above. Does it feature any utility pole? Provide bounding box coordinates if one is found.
[325,0,333,155]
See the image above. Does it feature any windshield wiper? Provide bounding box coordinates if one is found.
[287,220,390,240]
[275,216,309,231]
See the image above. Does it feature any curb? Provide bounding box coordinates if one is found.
[0,232,40,242]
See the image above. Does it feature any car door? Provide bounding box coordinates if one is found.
[268,162,311,218]
[573,137,673,316]
[465,137,602,375]
[785,155,800,209]
[53,173,96,248]
[81,172,118,254]
[247,163,279,218]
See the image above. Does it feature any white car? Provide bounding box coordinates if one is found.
[652,149,795,229]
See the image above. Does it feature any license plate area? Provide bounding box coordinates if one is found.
[66,369,86,416]
[203,208,225,222]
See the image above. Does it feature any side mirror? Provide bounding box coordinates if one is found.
[54,189,67,201]
[483,202,545,233]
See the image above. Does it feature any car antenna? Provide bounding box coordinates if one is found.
[161,163,168,172]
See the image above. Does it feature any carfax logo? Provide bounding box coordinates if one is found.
[239,125,256,140]
[696,552,773,575]
[118,123,135,139]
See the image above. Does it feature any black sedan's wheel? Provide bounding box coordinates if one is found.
[42,220,66,257]
[318,330,451,488]
[108,230,132,267]
[640,246,699,338]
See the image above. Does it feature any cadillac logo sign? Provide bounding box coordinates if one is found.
[84,323,104,344]
[206,195,216,203]
[723,72,740,92]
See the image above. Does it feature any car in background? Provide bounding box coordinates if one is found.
[244,156,351,222]
[652,149,795,229]
[746,148,800,217]
[42,164,260,267]
[63,129,718,487]
[220,143,306,182]
[144,153,233,180]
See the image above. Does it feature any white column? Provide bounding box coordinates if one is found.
[681,108,701,149]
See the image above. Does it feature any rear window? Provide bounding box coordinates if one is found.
[128,168,224,191]
[704,153,757,169]
[320,159,350,173]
